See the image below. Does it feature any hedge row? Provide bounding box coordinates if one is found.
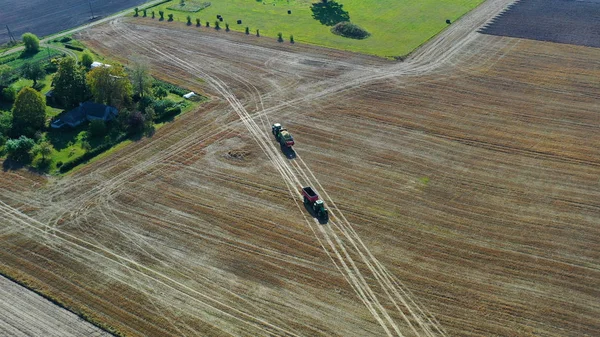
[64,44,84,51]
[59,134,126,173]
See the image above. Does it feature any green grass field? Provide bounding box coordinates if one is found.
[144,0,484,57]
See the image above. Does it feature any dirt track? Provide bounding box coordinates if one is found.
[1,0,599,336]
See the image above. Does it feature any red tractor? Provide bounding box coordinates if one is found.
[301,186,329,222]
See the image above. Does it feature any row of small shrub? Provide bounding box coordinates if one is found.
[152,80,188,96]
[0,53,19,65]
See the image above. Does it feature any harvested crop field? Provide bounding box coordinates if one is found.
[479,0,600,48]
[0,0,149,44]
[1,0,599,336]
[0,275,111,337]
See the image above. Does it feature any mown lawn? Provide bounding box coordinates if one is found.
[144,0,485,57]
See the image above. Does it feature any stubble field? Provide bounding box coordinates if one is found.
[1,0,599,336]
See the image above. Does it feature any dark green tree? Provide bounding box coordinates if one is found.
[143,9,147,17]
[22,62,45,87]
[215,21,220,30]
[225,23,230,32]
[21,33,40,53]
[290,35,294,43]
[277,32,283,42]
[159,11,164,20]
[88,120,107,138]
[187,16,192,25]
[12,87,46,137]
[168,14,174,21]
[256,29,260,37]
[0,65,13,87]
[152,11,155,19]
[53,57,88,107]
[196,18,200,27]
[134,7,139,16]
[245,26,249,35]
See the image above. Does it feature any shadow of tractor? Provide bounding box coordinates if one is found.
[280,143,296,159]
[310,0,350,26]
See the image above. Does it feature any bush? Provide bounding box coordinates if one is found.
[245,27,249,35]
[152,11,155,19]
[159,11,164,20]
[1,87,16,102]
[215,21,220,30]
[134,7,139,16]
[225,23,229,32]
[331,21,370,39]
[60,36,72,43]
[277,32,283,42]
[290,35,294,43]
[5,135,35,163]
[168,14,174,21]
[196,18,200,26]
[44,62,58,73]
[143,9,147,17]
[56,161,63,168]
[88,120,107,138]
[128,111,145,133]
[81,51,94,68]
[187,15,192,25]
[153,99,177,117]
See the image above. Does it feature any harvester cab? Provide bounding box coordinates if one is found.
[272,123,282,136]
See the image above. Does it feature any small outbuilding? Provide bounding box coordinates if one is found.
[183,92,197,99]
[90,61,111,69]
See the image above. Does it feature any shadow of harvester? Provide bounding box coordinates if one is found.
[280,143,296,159]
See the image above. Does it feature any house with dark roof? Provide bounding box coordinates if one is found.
[51,102,118,129]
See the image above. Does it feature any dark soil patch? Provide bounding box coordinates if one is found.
[0,0,149,44]
[479,0,600,48]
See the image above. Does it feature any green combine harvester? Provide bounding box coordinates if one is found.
[272,123,295,147]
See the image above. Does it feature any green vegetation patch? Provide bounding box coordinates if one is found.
[168,0,211,12]
[331,21,370,39]
[146,0,485,58]
[0,49,61,68]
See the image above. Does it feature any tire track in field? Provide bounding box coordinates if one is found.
[111,20,449,336]
[0,200,302,337]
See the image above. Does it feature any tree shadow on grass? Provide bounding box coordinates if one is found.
[310,1,350,26]
[46,126,84,151]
